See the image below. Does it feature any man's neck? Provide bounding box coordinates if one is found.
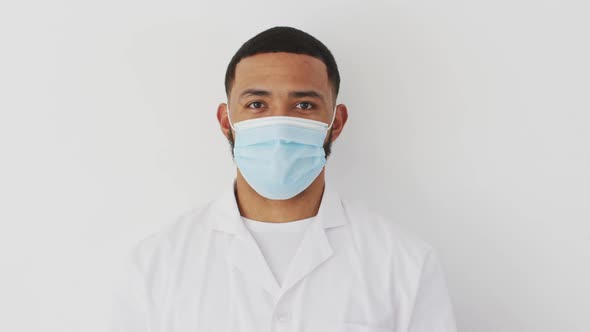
[234,169,326,223]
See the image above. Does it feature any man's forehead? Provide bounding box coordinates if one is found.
[232,53,332,101]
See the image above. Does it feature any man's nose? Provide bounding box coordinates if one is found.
[272,104,291,117]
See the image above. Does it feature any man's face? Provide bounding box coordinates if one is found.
[225,52,336,157]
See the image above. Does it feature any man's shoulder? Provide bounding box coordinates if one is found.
[340,195,434,260]
[127,201,214,269]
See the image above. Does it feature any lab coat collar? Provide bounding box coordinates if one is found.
[208,179,348,297]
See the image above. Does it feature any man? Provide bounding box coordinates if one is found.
[110,26,458,332]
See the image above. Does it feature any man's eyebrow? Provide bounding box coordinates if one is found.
[239,89,271,100]
[238,89,326,102]
[288,90,325,101]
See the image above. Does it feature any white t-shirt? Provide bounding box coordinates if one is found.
[241,216,315,286]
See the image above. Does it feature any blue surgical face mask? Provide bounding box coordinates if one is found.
[227,105,337,200]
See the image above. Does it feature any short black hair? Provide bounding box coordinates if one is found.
[224,26,340,103]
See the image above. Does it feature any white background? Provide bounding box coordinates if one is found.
[1,1,589,331]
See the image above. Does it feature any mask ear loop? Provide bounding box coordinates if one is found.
[226,103,236,131]
[327,105,338,130]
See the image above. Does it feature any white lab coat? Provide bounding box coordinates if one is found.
[109,182,458,332]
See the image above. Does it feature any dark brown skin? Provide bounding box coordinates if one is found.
[216,52,349,223]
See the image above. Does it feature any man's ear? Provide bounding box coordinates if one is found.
[216,103,233,140]
[328,104,349,143]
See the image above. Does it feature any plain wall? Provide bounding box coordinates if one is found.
[1,0,588,331]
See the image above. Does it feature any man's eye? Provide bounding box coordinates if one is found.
[247,101,264,109]
[296,102,314,110]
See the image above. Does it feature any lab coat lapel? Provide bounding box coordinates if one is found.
[209,184,281,295]
[208,181,347,297]
[279,184,347,294]
[226,217,282,295]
